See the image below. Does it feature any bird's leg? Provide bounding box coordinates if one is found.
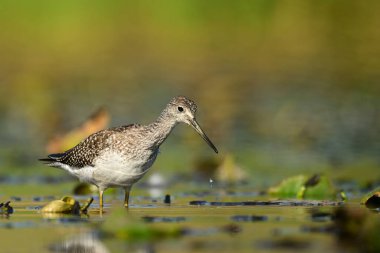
[99,189,104,213]
[124,187,131,208]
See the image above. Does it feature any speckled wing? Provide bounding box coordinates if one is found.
[39,124,136,168]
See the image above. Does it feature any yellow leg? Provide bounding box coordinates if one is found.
[99,189,104,213]
[124,188,131,208]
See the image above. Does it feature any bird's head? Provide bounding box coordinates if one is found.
[166,96,218,154]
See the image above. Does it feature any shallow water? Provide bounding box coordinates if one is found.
[0,181,352,253]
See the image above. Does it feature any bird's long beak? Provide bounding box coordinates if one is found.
[189,118,218,153]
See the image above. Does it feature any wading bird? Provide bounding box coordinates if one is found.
[40,96,218,211]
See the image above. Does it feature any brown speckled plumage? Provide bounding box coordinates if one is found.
[42,124,136,168]
[40,96,218,210]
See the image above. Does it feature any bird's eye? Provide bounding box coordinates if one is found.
[177,106,184,112]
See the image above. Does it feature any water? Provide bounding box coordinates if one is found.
[0,182,346,253]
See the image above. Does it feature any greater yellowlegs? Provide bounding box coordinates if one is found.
[40,96,218,210]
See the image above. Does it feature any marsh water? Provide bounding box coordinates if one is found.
[0,175,360,253]
[1,2,380,252]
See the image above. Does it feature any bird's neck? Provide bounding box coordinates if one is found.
[147,110,178,148]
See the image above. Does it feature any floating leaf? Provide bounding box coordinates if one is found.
[269,174,338,200]
[41,196,80,214]
[302,175,336,200]
[41,196,93,214]
[268,175,307,198]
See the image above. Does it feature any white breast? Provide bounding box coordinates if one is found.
[76,149,159,189]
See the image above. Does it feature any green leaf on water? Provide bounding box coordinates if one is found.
[269,175,306,198]
[41,196,93,214]
[41,196,79,214]
[268,174,338,200]
[303,175,337,200]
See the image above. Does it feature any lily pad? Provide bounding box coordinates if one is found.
[268,174,338,200]
[41,196,93,215]
[269,175,306,198]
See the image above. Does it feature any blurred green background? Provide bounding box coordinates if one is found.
[0,0,379,183]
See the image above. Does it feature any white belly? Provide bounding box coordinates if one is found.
[71,150,159,190]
